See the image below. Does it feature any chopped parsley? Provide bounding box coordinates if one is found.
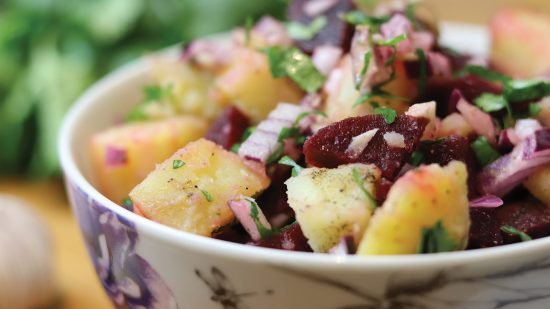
[143,84,173,102]
[417,220,457,254]
[353,87,408,107]
[529,103,542,117]
[278,156,304,176]
[278,127,301,142]
[201,190,213,202]
[247,198,274,239]
[266,143,285,164]
[471,136,501,166]
[172,159,185,169]
[339,10,390,28]
[374,106,397,124]
[286,16,327,40]
[357,50,373,89]
[474,93,509,113]
[127,84,173,122]
[503,79,550,103]
[409,150,425,166]
[376,33,408,47]
[458,65,511,83]
[415,48,427,95]
[351,168,377,209]
[263,46,325,93]
[500,225,532,242]
[231,126,256,154]
[121,197,134,211]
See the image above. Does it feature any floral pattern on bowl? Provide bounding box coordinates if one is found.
[68,182,178,309]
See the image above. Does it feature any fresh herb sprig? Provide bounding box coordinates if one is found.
[263,46,325,93]
[501,225,532,242]
[278,156,304,176]
[286,16,328,40]
[417,220,457,254]
[351,168,378,209]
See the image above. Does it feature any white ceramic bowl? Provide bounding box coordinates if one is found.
[59,23,550,309]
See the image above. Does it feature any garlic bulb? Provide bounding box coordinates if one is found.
[0,195,54,309]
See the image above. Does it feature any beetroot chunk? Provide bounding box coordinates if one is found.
[418,135,480,197]
[287,0,355,54]
[304,115,428,179]
[467,208,503,249]
[496,197,550,244]
[249,222,312,252]
[205,106,250,150]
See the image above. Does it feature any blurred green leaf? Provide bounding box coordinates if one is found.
[0,0,287,177]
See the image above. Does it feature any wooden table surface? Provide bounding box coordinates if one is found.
[2,1,549,308]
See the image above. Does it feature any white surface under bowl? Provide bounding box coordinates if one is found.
[58,23,550,309]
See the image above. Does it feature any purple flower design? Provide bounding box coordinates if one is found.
[70,184,178,309]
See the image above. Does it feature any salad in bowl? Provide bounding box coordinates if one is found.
[88,0,550,257]
[59,0,550,307]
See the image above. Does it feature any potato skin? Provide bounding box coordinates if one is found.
[286,163,380,253]
[357,161,470,255]
[130,139,270,236]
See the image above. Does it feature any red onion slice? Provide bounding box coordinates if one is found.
[380,14,414,54]
[455,90,498,145]
[228,196,272,241]
[469,195,504,208]
[238,103,312,163]
[478,128,550,196]
[105,145,127,167]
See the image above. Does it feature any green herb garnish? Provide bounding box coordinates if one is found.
[248,198,274,238]
[474,93,509,113]
[500,225,532,242]
[376,33,408,47]
[121,197,134,210]
[458,65,511,83]
[374,106,397,124]
[339,10,390,27]
[409,150,425,166]
[294,110,327,126]
[266,143,285,164]
[357,50,373,89]
[286,16,327,40]
[415,48,427,95]
[172,159,185,169]
[351,168,377,209]
[201,190,213,202]
[263,46,325,93]
[471,136,501,166]
[278,156,304,176]
[417,220,457,253]
[503,79,550,103]
[529,103,542,117]
[353,87,408,107]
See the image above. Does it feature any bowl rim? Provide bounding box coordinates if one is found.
[58,22,550,271]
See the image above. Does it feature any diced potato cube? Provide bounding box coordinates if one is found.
[91,116,208,203]
[357,161,470,255]
[286,164,380,252]
[149,58,226,120]
[215,48,304,123]
[130,139,270,236]
[524,164,550,206]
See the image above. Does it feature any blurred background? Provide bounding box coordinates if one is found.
[0,0,549,308]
